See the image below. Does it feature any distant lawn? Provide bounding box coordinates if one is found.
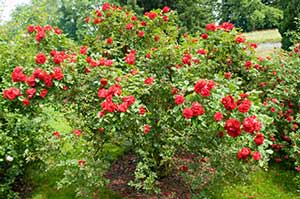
[244,29,282,44]
[221,166,300,199]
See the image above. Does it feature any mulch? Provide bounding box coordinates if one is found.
[105,152,204,199]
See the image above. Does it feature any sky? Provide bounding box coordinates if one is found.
[0,0,31,22]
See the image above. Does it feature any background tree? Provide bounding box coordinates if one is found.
[218,0,282,32]
[277,0,300,49]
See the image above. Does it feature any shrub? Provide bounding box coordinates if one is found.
[1,2,284,197]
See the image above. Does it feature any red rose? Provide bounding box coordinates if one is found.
[54,28,62,34]
[102,3,111,11]
[98,88,107,98]
[224,72,232,79]
[35,30,45,42]
[44,25,52,31]
[85,17,90,23]
[35,53,47,65]
[201,33,208,39]
[221,95,236,111]
[40,89,48,98]
[191,102,205,116]
[100,78,108,86]
[171,87,179,95]
[26,76,36,87]
[73,129,81,136]
[224,118,241,138]
[237,147,251,160]
[78,160,86,167]
[106,37,113,44]
[205,23,217,31]
[194,79,206,94]
[105,59,113,67]
[197,49,207,55]
[254,133,264,145]
[245,60,252,69]
[145,11,157,20]
[194,79,214,97]
[242,116,261,134]
[270,107,276,112]
[117,103,128,112]
[26,88,36,99]
[101,98,117,113]
[108,84,122,96]
[144,124,151,135]
[3,87,21,100]
[22,98,30,106]
[179,165,188,172]
[11,66,27,82]
[125,52,135,65]
[182,53,192,65]
[53,54,64,65]
[214,112,223,121]
[144,77,155,85]
[252,152,261,161]
[235,36,246,43]
[139,106,146,115]
[126,23,134,30]
[43,73,53,87]
[182,108,193,119]
[52,67,64,80]
[238,99,251,113]
[53,131,60,137]
[162,6,170,13]
[175,95,185,105]
[250,43,257,48]
[80,46,88,55]
[137,31,145,37]
[220,22,234,31]
[122,96,135,106]
[27,25,35,33]
[200,88,210,97]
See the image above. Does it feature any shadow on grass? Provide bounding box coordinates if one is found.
[221,164,300,199]
[25,162,122,199]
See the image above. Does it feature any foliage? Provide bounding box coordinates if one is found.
[278,0,300,50]
[284,18,300,46]
[112,0,215,33]
[1,1,300,198]
[218,0,283,32]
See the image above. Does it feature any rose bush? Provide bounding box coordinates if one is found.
[2,2,297,197]
[0,25,75,198]
[41,3,272,194]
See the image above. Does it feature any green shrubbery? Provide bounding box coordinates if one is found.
[1,2,300,198]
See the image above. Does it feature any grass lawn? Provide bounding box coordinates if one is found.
[221,166,300,199]
[26,163,300,198]
[244,29,282,44]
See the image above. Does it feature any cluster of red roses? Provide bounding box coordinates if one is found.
[205,22,235,32]
[176,79,215,119]
[194,79,215,97]
[3,62,64,106]
[237,148,261,161]
[144,6,170,21]
[125,50,136,65]
[219,94,264,160]
[85,2,169,47]
[78,46,114,72]
[97,80,135,116]
[27,24,62,42]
